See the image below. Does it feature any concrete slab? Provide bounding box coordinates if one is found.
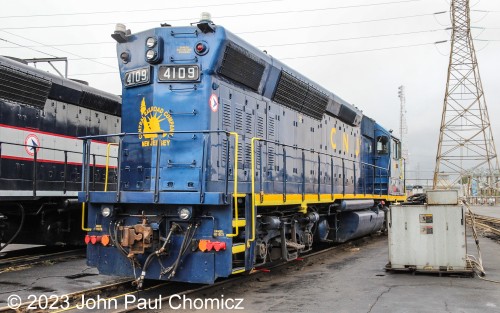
[0,258,121,308]
[1,219,498,312]
[183,236,500,313]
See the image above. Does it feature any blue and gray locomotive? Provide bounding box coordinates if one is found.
[81,16,405,286]
[0,56,121,247]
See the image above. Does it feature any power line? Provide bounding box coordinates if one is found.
[238,12,446,34]
[0,0,422,31]
[0,37,57,57]
[60,29,446,61]
[71,71,118,76]
[475,39,500,42]
[0,41,113,49]
[471,10,500,13]
[0,30,116,69]
[69,57,115,60]
[65,39,451,77]
[258,29,443,48]
[65,40,448,66]
[281,41,446,60]
[0,12,445,50]
[2,29,443,49]
[0,0,284,19]
[0,26,442,50]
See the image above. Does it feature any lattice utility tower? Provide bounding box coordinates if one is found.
[433,0,499,193]
[398,85,408,163]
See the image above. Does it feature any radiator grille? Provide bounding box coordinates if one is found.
[80,91,121,116]
[272,71,328,120]
[218,45,265,91]
[0,64,51,108]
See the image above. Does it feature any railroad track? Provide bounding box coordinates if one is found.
[0,278,135,313]
[468,213,500,236]
[0,234,383,312]
[0,247,86,273]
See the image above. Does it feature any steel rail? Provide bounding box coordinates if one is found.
[0,248,85,273]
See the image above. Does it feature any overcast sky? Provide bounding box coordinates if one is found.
[1,0,499,184]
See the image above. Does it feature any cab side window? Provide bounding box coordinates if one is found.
[376,136,389,155]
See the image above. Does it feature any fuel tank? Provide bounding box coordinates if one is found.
[333,210,385,243]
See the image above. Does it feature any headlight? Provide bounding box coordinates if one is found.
[146,37,157,48]
[146,49,157,61]
[101,207,112,218]
[179,207,191,220]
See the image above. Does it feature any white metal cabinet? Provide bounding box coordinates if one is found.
[387,202,469,272]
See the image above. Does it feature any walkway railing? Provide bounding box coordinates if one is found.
[249,137,391,204]
[0,140,114,196]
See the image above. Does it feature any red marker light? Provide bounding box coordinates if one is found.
[198,240,226,252]
[90,236,102,245]
[206,241,214,251]
[194,42,208,55]
[84,235,91,244]
[213,241,226,251]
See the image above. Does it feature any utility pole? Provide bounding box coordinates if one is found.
[398,85,408,163]
[433,0,499,195]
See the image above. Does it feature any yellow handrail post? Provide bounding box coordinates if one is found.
[81,202,91,231]
[248,137,261,247]
[226,132,239,238]
[104,143,119,192]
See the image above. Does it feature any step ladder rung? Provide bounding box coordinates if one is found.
[232,243,246,254]
[232,218,246,228]
[232,266,246,274]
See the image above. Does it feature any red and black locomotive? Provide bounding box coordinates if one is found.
[0,56,121,248]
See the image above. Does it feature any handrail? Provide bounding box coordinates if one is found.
[154,135,162,203]
[33,148,37,196]
[248,137,392,202]
[0,142,2,178]
[226,132,240,238]
[258,138,390,172]
[79,131,392,175]
[81,202,91,231]
[248,137,262,247]
[79,130,230,140]
[80,130,230,198]
[83,140,91,202]
[0,140,116,198]
[104,143,118,192]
